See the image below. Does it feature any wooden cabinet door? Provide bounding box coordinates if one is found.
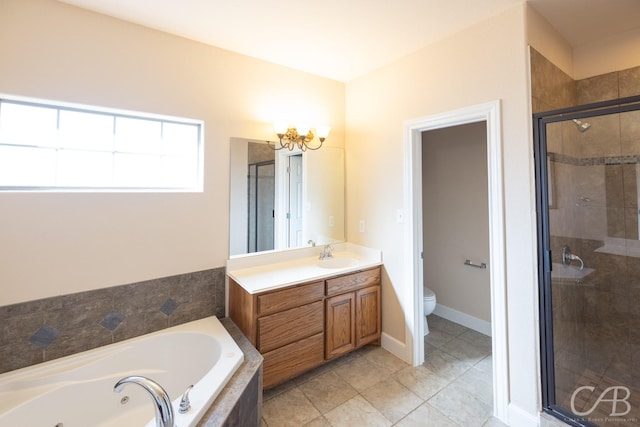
[356,285,381,347]
[325,292,355,359]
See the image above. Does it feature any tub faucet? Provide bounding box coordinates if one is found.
[114,375,174,427]
[319,244,334,260]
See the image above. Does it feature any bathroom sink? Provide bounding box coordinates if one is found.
[317,257,358,269]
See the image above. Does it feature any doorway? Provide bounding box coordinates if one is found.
[422,122,492,334]
[286,154,303,247]
[404,100,508,421]
[274,151,304,250]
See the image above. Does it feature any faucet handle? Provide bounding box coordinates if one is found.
[179,385,193,414]
[561,245,572,266]
[327,244,334,257]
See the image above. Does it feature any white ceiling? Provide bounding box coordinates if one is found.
[57,0,640,82]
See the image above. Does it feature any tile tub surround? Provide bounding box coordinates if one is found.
[0,267,226,374]
[199,317,263,427]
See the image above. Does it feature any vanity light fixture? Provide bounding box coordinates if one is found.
[268,123,330,151]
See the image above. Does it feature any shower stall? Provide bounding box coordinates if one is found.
[536,95,640,426]
[247,160,275,253]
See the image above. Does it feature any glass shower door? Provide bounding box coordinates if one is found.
[537,97,640,427]
[247,161,275,253]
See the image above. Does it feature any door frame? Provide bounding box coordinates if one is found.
[534,95,640,426]
[403,100,508,421]
[274,149,303,250]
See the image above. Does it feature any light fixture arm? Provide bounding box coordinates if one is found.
[267,127,326,151]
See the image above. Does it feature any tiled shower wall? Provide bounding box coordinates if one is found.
[531,47,640,257]
[0,267,226,374]
[531,48,640,409]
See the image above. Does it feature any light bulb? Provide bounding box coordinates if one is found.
[296,124,310,136]
[316,126,331,139]
[274,121,288,135]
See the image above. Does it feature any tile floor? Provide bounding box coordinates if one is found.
[261,315,508,427]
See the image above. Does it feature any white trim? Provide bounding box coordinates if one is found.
[274,148,303,250]
[381,332,411,364]
[509,403,541,427]
[403,100,509,423]
[433,304,492,337]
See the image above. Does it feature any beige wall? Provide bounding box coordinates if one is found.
[527,3,640,81]
[305,147,345,245]
[575,28,640,80]
[0,0,345,305]
[422,122,490,323]
[346,3,540,417]
[526,5,574,78]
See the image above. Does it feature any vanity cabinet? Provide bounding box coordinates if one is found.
[325,269,381,359]
[229,279,325,388]
[325,292,355,359]
[229,266,381,389]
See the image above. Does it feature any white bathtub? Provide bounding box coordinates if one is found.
[0,316,243,427]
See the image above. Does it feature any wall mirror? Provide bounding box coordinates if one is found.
[229,138,345,257]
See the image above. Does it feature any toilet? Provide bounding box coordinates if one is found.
[423,287,436,335]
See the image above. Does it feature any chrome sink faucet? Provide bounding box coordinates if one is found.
[114,376,175,427]
[319,244,334,260]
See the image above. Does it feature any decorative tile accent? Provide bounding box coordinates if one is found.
[100,311,125,331]
[549,152,640,167]
[29,325,59,349]
[160,298,179,315]
[0,266,226,374]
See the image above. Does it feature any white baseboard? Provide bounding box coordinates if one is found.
[508,403,540,427]
[381,332,411,364]
[433,303,492,336]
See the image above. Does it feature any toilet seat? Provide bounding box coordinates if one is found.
[424,287,435,300]
[423,287,436,336]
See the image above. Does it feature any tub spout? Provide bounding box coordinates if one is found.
[114,375,174,427]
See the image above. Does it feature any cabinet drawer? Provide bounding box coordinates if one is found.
[258,300,324,353]
[326,267,380,296]
[257,281,325,316]
[263,332,324,389]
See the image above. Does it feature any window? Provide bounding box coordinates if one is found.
[0,96,203,191]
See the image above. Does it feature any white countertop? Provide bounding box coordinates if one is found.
[226,243,382,294]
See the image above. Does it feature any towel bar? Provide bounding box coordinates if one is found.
[464,259,487,269]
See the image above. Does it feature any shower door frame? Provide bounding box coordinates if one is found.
[247,160,276,253]
[534,95,640,427]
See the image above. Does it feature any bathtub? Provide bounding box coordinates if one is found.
[0,316,244,427]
